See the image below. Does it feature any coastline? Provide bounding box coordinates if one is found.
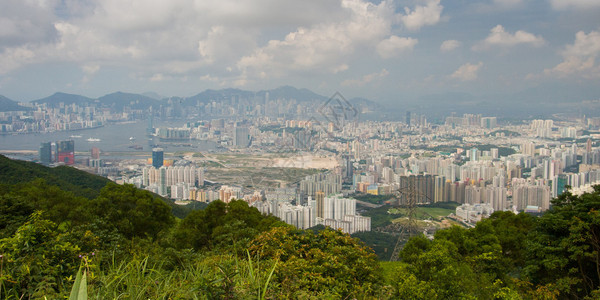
[0,124,105,136]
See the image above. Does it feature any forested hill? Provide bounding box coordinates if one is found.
[0,154,110,199]
[0,155,200,217]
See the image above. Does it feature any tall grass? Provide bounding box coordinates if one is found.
[70,252,279,299]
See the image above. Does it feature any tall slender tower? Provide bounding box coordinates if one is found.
[152,148,164,168]
[316,191,325,219]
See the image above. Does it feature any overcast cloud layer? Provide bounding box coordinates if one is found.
[0,0,599,103]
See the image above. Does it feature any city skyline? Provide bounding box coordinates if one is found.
[0,0,599,106]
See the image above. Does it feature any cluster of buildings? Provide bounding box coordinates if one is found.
[27,91,600,231]
[39,140,75,165]
[253,192,371,234]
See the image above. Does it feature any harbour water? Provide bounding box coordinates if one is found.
[0,120,220,160]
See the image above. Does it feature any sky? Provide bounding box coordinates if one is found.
[0,0,599,104]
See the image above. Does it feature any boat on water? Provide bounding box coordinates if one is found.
[87,138,101,142]
[70,135,82,138]
[129,136,136,141]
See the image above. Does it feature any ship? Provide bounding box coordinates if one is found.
[86,138,101,142]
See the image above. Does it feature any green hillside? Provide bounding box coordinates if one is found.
[0,154,110,199]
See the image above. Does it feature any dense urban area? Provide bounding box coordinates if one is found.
[3,90,599,229]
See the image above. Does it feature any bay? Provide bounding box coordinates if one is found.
[0,120,220,160]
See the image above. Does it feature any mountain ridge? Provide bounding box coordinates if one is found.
[0,95,32,112]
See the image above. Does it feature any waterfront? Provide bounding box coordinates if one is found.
[0,120,220,160]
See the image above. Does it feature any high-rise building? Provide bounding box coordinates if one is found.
[233,126,251,148]
[470,148,479,162]
[316,191,325,219]
[91,147,100,159]
[152,148,164,168]
[147,112,154,135]
[480,117,497,129]
[56,140,74,165]
[406,111,411,127]
[39,142,52,165]
[344,155,353,181]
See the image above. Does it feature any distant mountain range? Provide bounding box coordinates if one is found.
[2,86,384,112]
[0,95,32,112]
[31,92,93,107]
[4,83,600,119]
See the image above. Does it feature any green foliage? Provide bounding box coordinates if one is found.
[353,193,394,205]
[361,204,396,228]
[394,237,500,299]
[90,183,174,240]
[0,154,110,199]
[248,226,384,298]
[69,266,87,300]
[524,186,600,298]
[351,231,396,260]
[174,200,284,251]
[0,212,81,298]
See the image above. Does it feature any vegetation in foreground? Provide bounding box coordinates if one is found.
[1,155,600,298]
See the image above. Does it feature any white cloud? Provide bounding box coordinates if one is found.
[237,0,395,80]
[550,0,600,10]
[198,26,257,65]
[0,0,355,80]
[400,0,444,30]
[473,25,544,50]
[341,69,389,87]
[0,0,59,48]
[544,30,600,78]
[450,62,483,81]
[0,46,36,75]
[376,36,418,59]
[440,40,461,52]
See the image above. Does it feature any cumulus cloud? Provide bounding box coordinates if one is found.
[399,0,444,30]
[450,62,483,81]
[341,69,389,87]
[237,0,395,79]
[376,36,418,58]
[550,0,600,10]
[440,40,461,52]
[473,25,544,50]
[0,0,423,84]
[0,0,59,48]
[544,29,600,78]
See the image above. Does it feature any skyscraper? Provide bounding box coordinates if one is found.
[316,191,325,219]
[56,140,74,165]
[152,148,164,168]
[406,111,411,127]
[233,126,251,148]
[39,142,52,165]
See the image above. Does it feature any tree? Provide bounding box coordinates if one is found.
[396,237,499,299]
[174,200,283,251]
[524,186,600,298]
[90,183,174,240]
[0,212,81,298]
[248,226,384,298]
